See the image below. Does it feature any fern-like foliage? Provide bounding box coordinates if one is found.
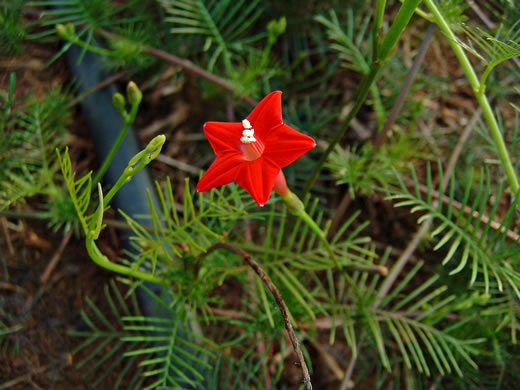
[386,163,520,299]
[315,9,373,75]
[373,263,484,376]
[324,257,484,377]
[445,329,520,390]
[0,0,26,55]
[29,0,159,70]
[461,23,520,65]
[205,348,282,389]
[315,8,391,128]
[56,147,94,234]
[71,280,290,389]
[162,0,264,73]
[437,0,468,29]
[89,171,392,383]
[480,284,520,344]
[226,198,378,328]
[327,132,428,198]
[0,73,70,210]
[118,178,250,300]
[70,280,217,389]
[30,0,151,38]
[458,23,520,86]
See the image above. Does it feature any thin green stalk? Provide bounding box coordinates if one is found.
[281,191,364,299]
[56,24,114,57]
[103,135,165,208]
[423,0,519,194]
[302,0,422,197]
[84,136,168,285]
[91,111,133,187]
[1,73,16,132]
[92,86,141,188]
[480,63,498,92]
[377,0,423,62]
[280,190,339,267]
[86,234,168,285]
[373,0,388,55]
[477,93,519,192]
[293,207,338,268]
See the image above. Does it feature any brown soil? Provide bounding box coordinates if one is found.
[0,38,134,389]
[0,220,117,389]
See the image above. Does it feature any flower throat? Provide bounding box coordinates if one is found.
[240,119,265,161]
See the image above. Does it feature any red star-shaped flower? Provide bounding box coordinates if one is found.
[197,91,316,206]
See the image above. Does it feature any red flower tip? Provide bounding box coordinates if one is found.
[197,91,315,206]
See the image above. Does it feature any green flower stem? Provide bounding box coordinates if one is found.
[103,135,165,208]
[297,208,339,267]
[92,102,139,188]
[84,136,167,284]
[56,24,114,57]
[479,61,505,93]
[262,18,286,68]
[373,0,387,55]
[376,0,423,61]
[86,234,168,285]
[302,0,422,197]
[423,0,519,194]
[281,190,339,268]
[280,191,364,301]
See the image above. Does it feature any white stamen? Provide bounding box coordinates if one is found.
[241,118,256,143]
[240,133,257,143]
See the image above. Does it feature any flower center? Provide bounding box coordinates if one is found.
[240,119,264,161]
[240,119,256,143]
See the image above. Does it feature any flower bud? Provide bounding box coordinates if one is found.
[267,17,287,44]
[146,134,166,161]
[112,92,126,112]
[56,23,75,39]
[126,81,143,106]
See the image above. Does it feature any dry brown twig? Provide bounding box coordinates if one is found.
[40,230,73,283]
[0,365,51,390]
[1,217,15,255]
[98,29,258,107]
[67,71,126,108]
[205,242,313,390]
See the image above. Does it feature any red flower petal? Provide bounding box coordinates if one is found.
[236,159,280,206]
[246,91,283,139]
[262,124,316,168]
[203,121,242,157]
[197,91,315,207]
[196,154,242,192]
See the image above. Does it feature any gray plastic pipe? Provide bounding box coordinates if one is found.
[64,45,195,386]
[64,46,166,310]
